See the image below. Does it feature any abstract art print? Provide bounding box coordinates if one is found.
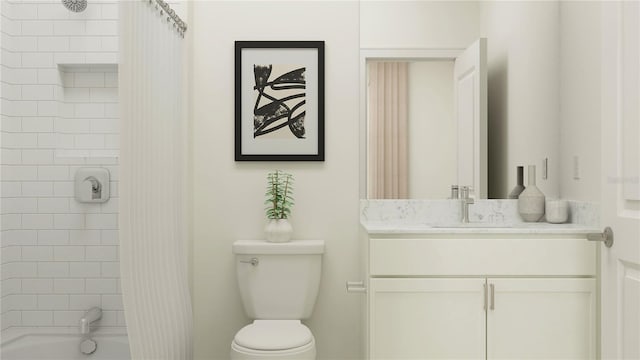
[253,64,306,139]
[235,41,324,161]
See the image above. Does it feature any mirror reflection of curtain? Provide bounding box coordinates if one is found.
[367,62,408,199]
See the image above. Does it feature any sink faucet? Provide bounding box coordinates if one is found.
[460,186,474,223]
[79,307,102,335]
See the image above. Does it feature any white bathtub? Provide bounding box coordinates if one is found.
[1,329,130,360]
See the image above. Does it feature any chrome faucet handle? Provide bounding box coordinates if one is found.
[84,176,102,199]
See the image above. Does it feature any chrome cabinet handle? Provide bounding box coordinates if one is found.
[490,284,495,310]
[346,281,367,293]
[240,257,259,266]
[483,283,487,311]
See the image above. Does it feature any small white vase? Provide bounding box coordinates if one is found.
[265,219,293,243]
[518,165,545,222]
[546,199,569,224]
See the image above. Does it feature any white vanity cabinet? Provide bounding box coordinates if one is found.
[487,278,596,359]
[369,278,486,359]
[365,233,597,360]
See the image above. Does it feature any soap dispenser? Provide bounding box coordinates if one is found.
[75,168,110,203]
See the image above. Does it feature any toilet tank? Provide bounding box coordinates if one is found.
[233,240,324,320]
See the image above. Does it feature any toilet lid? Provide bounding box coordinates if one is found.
[234,320,313,351]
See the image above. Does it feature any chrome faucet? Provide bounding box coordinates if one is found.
[460,186,475,223]
[79,307,102,335]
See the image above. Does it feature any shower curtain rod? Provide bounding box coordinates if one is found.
[145,0,188,36]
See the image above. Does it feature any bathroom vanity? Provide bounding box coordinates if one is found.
[360,200,600,359]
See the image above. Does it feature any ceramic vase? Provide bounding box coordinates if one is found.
[518,165,545,222]
[546,199,569,224]
[265,219,293,243]
[508,166,525,199]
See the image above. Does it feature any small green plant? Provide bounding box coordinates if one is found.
[265,170,295,220]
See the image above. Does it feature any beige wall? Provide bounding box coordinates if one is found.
[407,61,456,199]
[559,2,602,201]
[360,1,480,49]
[189,1,361,359]
[480,1,602,200]
[189,1,604,358]
[480,1,561,199]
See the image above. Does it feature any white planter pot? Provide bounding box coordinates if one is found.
[265,219,293,243]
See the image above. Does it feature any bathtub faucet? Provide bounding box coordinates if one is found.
[79,307,102,335]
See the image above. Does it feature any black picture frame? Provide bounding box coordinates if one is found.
[235,41,325,161]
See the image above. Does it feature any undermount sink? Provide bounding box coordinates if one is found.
[430,222,514,228]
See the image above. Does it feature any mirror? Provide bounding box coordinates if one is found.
[360,43,487,200]
[366,59,456,199]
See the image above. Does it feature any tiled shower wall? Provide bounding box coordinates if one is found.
[1,0,122,332]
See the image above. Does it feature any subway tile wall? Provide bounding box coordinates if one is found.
[58,64,119,158]
[1,0,121,332]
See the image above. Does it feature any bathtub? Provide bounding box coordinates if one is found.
[1,329,130,360]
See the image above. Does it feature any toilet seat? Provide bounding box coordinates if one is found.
[231,338,315,357]
[230,320,316,360]
[234,320,312,351]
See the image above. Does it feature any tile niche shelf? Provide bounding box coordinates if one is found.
[54,63,119,160]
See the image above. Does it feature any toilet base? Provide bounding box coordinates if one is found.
[230,338,316,360]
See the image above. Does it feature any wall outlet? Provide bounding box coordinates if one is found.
[573,155,580,180]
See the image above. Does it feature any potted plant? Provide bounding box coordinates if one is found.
[264,170,294,242]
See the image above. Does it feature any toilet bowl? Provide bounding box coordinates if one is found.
[230,320,316,360]
[231,240,325,360]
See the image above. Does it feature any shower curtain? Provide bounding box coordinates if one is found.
[119,1,192,359]
[367,62,409,199]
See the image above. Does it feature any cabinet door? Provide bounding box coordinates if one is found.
[369,278,486,359]
[487,278,596,359]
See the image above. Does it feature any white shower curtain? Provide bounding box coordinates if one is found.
[119,1,192,359]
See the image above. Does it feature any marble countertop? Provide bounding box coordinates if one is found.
[360,199,600,235]
[361,221,600,235]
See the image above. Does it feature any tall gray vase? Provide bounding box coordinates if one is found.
[518,165,545,222]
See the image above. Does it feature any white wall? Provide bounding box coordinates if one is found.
[559,2,602,201]
[407,61,456,199]
[190,2,361,359]
[0,0,122,332]
[480,1,561,199]
[360,1,480,49]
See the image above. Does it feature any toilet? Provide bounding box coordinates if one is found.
[231,240,325,360]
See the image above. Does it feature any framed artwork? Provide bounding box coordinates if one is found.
[235,41,325,161]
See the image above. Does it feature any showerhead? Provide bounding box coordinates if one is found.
[61,0,87,13]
